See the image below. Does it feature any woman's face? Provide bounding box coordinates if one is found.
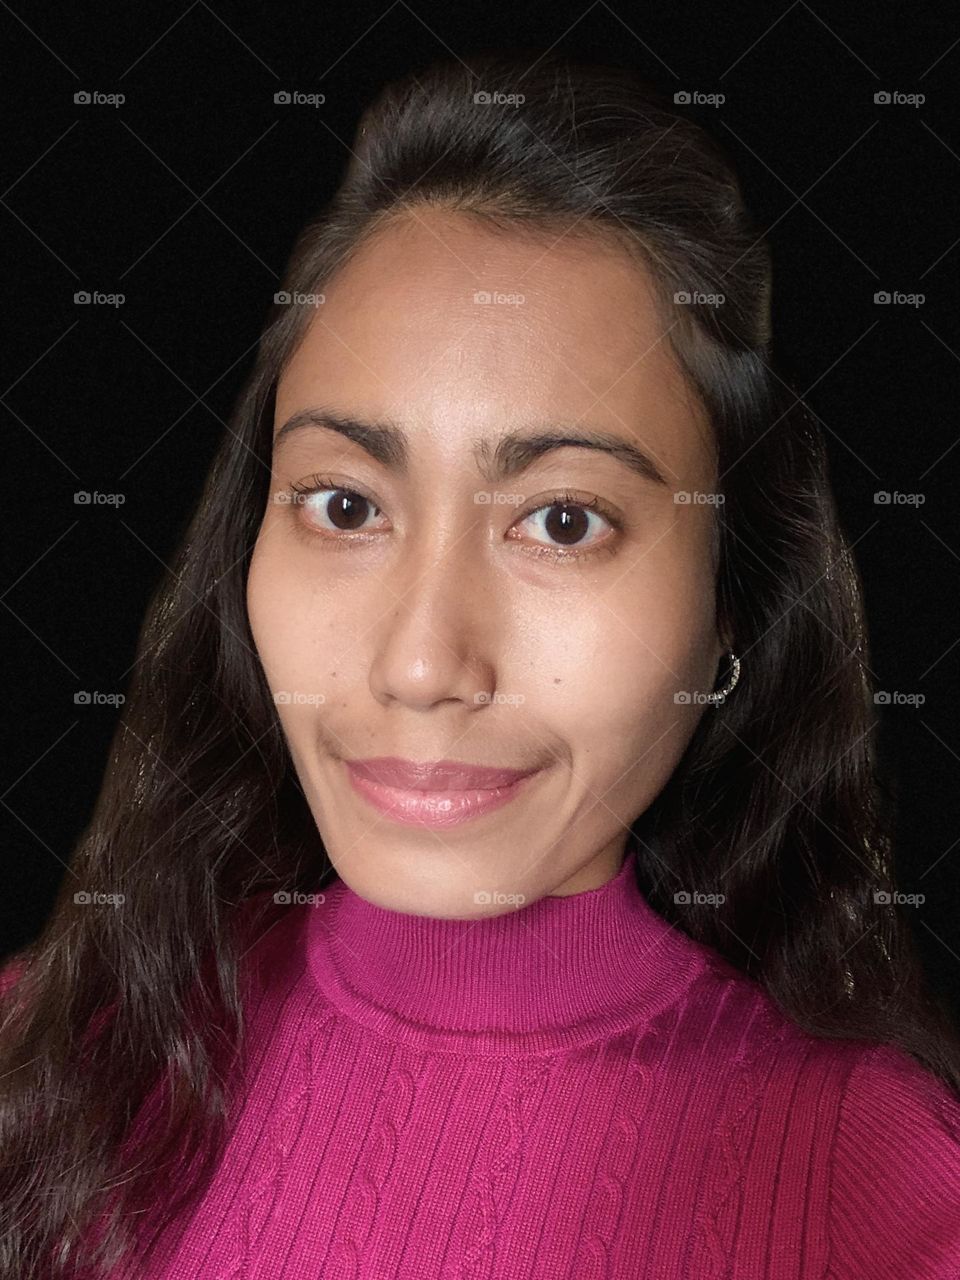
[247,210,725,916]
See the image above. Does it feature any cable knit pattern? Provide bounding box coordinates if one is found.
[222,1011,333,1280]
[691,998,793,1277]
[14,844,958,1279]
[571,1022,663,1278]
[326,1059,420,1280]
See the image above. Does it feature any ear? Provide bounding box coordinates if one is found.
[714,611,734,655]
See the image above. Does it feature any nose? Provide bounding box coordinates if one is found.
[367,542,497,711]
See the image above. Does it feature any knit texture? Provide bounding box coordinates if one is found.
[10,847,960,1278]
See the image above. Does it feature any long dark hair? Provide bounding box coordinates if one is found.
[2,50,957,1280]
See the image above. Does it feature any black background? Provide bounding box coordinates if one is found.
[2,3,958,1017]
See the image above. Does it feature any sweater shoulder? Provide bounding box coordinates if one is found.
[672,943,818,1067]
[827,1040,960,1278]
[669,948,958,1128]
[668,957,960,1276]
[836,1038,960,1147]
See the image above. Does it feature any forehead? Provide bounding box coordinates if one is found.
[275,209,711,477]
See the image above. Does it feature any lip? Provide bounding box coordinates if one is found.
[345,757,540,790]
[343,756,544,828]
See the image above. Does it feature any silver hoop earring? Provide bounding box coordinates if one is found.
[705,650,741,706]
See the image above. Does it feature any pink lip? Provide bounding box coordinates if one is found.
[346,757,539,789]
[343,757,543,828]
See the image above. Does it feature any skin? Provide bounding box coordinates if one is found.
[246,208,727,919]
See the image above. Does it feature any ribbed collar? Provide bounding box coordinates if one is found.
[305,842,708,1058]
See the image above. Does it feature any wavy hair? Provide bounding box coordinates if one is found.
[2,50,957,1280]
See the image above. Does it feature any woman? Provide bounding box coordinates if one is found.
[2,51,959,1280]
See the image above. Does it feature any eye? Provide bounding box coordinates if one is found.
[284,477,622,561]
[511,493,620,557]
[289,477,388,536]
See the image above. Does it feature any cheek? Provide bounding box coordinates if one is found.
[246,533,336,745]
[522,554,716,696]
[518,553,718,773]
[247,530,404,762]
[518,603,704,739]
[246,533,298,683]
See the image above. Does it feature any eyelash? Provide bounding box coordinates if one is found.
[285,474,624,563]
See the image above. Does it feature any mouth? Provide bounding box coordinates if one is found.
[342,756,545,829]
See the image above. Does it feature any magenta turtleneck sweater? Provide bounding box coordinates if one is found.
[13,846,960,1277]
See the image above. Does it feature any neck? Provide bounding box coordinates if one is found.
[305,842,708,1057]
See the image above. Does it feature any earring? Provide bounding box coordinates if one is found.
[705,650,741,706]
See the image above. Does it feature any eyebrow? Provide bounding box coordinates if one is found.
[273,408,669,488]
